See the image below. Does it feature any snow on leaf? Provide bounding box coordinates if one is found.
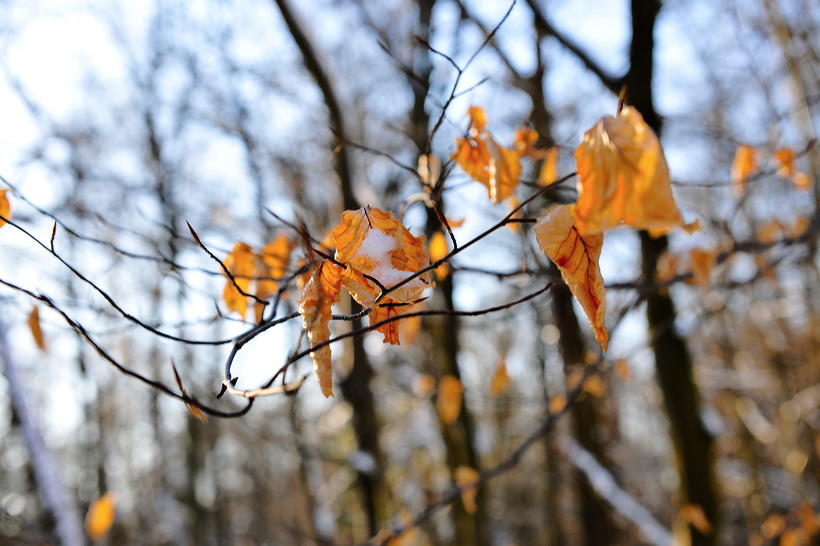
[573,107,683,235]
[222,242,255,318]
[85,492,116,542]
[332,206,432,306]
[0,189,10,229]
[730,144,758,196]
[297,261,342,397]
[535,204,608,351]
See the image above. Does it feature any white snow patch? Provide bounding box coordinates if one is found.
[355,228,426,290]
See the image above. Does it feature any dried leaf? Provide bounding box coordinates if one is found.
[85,492,116,542]
[489,357,510,397]
[369,299,404,345]
[451,107,521,203]
[222,242,255,318]
[574,107,683,235]
[254,233,294,322]
[27,307,46,352]
[297,261,342,397]
[792,172,810,191]
[772,148,796,178]
[437,375,463,425]
[454,466,480,514]
[615,358,631,381]
[0,189,10,230]
[333,206,432,306]
[680,504,713,535]
[689,248,717,291]
[549,394,567,414]
[538,147,560,186]
[756,219,785,245]
[418,153,441,189]
[429,231,450,280]
[535,204,608,351]
[583,375,607,397]
[731,144,758,196]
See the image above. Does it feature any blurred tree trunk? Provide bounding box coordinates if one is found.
[627,1,719,544]
[272,0,386,537]
[409,1,485,543]
[0,315,85,546]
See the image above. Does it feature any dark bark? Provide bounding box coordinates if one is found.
[628,2,719,543]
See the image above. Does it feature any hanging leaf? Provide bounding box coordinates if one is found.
[297,261,343,397]
[27,307,47,352]
[369,299,404,345]
[222,242,255,318]
[489,357,510,397]
[688,248,717,291]
[85,492,116,542]
[772,148,796,178]
[535,204,608,351]
[573,107,683,235]
[454,466,480,514]
[332,206,432,306]
[437,375,463,425]
[451,107,521,203]
[0,189,10,229]
[254,234,294,322]
[538,147,560,186]
[428,231,450,280]
[730,144,758,196]
[793,172,810,191]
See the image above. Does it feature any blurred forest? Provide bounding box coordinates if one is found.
[0,0,818,545]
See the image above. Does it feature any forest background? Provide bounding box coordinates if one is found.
[0,0,818,544]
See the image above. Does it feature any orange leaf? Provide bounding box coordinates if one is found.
[451,107,521,203]
[549,394,567,414]
[437,375,463,425]
[772,148,796,178]
[680,504,713,535]
[297,261,342,397]
[332,207,432,306]
[0,189,10,229]
[369,298,405,345]
[254,233,294,322]
[454,466,480,514]
[574,107,683,235]
[792,172,810,191]
[85,492,116,542]
[535,204,608,351]
[222,242,255,318]
[27,307,46,352]
[730,144,758,196]
[583,374,607,397]
[538,147,559,186]
[689,248,717,291]
[489,357,510,397]
[429,231,450,280]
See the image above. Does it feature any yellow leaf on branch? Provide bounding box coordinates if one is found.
[535,204,608,351]
[85,492,116,542]
[451,106,522,203]
[538,147,559,186]
[369,299,404,345]
[730,144,758,196]
[222,242,255,318]
[772,148,795,178]
[297,261,342,397]
[254,233,294,322]
[573,107,683,235]
[0,189,10,229]
[489,357,510,397]
[428,231,449,280]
